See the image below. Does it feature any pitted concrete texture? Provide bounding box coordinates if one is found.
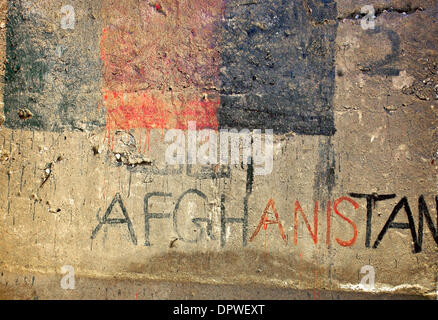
[0,0,437,299]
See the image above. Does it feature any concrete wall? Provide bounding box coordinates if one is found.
[0,0,437,299]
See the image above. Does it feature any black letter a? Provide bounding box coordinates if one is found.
[91,193,137,245]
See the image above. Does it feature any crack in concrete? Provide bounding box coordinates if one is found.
[338,5,424,21]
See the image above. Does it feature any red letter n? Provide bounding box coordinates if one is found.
[294,201,318,245]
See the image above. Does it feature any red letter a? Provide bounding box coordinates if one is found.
[249,199,288,245]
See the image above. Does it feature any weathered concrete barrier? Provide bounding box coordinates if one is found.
[0,0,437,299]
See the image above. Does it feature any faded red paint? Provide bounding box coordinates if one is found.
[103,90,218,131]
[100,0,224,146]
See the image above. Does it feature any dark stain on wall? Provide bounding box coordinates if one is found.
[218,0,338,135]
[313,136,336,202]
[4,0,338,137]
[4,0,105,132]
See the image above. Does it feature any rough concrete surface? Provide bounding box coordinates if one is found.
[0,0,437,299]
